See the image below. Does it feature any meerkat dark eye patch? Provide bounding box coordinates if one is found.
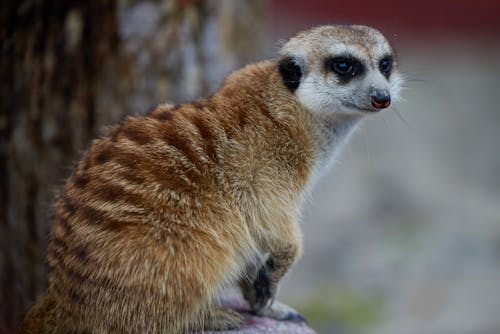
[326,56,364,84]
[278,57,302,92]
[379,55,393,78]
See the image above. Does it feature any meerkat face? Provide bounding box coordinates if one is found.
[279,25,404,115]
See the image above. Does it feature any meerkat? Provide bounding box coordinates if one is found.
[20,25,403,333]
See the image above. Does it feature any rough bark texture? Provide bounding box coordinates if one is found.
[0,0,266,332]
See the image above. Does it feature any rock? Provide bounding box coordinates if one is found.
[205,312,316,334]
[198,295,316,334]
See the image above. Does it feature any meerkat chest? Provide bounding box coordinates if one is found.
[308,113,362,184]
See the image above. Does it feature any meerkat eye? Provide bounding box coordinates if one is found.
[326,57,364,83]
[329,57,354,75]
[379,56,393,77]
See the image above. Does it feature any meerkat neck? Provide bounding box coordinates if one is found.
[261,61,363,177]
[314,112,362,154]
[216,60,363,183]
[311,112,363,175]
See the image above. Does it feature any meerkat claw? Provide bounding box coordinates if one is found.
[256,301,308,323]
[284,311,308,323]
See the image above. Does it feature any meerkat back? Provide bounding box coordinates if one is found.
[20,25,403,334]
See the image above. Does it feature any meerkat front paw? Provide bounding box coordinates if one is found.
[242,264,276,313]
[240,260,307,323]
[258,300,308,323]
[202,307,244,331]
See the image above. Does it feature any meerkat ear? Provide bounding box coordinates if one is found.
[278,56,303,92]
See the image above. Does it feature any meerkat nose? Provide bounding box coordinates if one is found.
[371,89,391,109]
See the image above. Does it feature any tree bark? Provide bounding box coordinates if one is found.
[0,0,265,331]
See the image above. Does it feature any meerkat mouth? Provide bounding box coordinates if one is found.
[341,102,380,113]
[372,100,391,109]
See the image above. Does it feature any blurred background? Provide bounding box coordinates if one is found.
[1,1,500,333]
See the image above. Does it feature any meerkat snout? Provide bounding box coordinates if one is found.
[370,88,391,109]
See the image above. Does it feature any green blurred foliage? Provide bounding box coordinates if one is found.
[297,284,382,332]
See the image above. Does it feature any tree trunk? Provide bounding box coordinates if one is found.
[0,0,265,331]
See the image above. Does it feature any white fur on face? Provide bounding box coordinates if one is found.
[297,72,354,114]
[283,26,404,115]
[389,72,405,103]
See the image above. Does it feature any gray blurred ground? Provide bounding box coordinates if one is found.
[279,44,500,334]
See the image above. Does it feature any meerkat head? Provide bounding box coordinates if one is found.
[279,25,404,115]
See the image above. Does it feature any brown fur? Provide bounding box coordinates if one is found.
[20,24,400,333]
[20,61,316,333]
